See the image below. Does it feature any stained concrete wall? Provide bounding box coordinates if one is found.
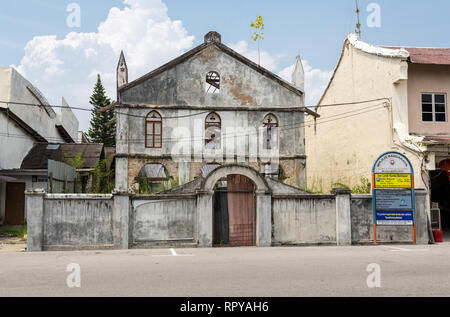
[272,195,337,245]
[132,197,196,244]
[28,193,114,251]
[25,188,430,252]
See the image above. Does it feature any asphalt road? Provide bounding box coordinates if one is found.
[1,244,450,297]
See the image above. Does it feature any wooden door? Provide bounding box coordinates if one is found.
[226,175,255,246]
[4,183,26,225]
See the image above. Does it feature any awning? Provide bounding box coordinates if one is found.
[423,136,450,145]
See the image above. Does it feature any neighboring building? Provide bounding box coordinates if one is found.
[306,34,450,237]
[0,67,79,225]
[115,31,317,192]
[0,143,105,224]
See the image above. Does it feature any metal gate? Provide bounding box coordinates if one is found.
[213,175,255,247]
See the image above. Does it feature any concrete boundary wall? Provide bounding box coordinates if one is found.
[272,194,337,246]
[132,195,197,246]
[25,188,430,252]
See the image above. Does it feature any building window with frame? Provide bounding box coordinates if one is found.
[263,113,279,150]
[422,93,447,122]
[205,71,220,94]
[205,112,221,149]
[145,111,162,148]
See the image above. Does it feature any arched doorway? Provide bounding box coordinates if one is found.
[198,165,272,248]
[213,174,256,247]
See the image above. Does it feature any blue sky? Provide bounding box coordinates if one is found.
[1,0,450,131]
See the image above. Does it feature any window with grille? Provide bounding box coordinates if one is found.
[263,113,279,150]
[145,111,162,148]
[205,112,221,149]
[205,71,220,94]
[422,93,447,122]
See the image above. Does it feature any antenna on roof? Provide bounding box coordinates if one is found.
[355,0,362,39]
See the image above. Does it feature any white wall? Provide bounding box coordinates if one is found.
[0,112,36,170]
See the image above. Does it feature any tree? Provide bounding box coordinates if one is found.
[250,15,265,66]
[87,74,115,147]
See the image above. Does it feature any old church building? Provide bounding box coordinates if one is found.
[115,31,317,193]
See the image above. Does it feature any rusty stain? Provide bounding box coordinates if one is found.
[223,75,254,106]
[196,46,218,65]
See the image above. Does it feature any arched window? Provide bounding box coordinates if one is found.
[205,112,221,149]
[205,71,220,94]
[137,164,169,194]
[263,114,278,150]
[145,111,162,148]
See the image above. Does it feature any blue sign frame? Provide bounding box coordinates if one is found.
[371,151,416,244]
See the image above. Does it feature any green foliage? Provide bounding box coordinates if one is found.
[250,15,265,42]
[331,182,351,190]
[66,153,84,170]
[0,225,27,240]
[351,177,371,194]
[136,177,180,195]
[92,159,115,194]
[331,177,372,194]
[87,75,116,147]
[250,15,265,65]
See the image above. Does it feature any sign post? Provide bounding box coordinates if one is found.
[372,151,416,245]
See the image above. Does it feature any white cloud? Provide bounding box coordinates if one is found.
[278,60,332,108]
[15,0,194,132]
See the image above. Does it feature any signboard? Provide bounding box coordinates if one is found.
[372,151,416,244]
[375,190,413,210]
[374,174,412,189]
[376,211,414,226]
[373,152,413,174]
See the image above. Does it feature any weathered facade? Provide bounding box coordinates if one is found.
[25,164,429,251]
[115,31,317,192]
[305,34,450,239]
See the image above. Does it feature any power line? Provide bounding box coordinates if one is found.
[0,102,387,144]
[0,97,389,120]
[0,100,211,120]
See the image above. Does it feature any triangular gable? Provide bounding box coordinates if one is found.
[119,32,303,97]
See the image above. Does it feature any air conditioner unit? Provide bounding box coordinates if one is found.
[431,204,442,231]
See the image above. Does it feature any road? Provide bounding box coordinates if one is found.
[1,244,450,297]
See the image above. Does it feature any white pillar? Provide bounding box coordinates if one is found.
[332,188,352,246]
[197,191,213,247]
[26,189,45,252]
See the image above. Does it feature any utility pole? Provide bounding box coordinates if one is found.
[355,0,362,39]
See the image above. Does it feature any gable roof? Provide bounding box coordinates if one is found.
[384,47,450,65]
[60,143,105,169]
[0,108,47,143]
[21,143,105,170]
[315,34,410,111]
[119,31,304,97]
